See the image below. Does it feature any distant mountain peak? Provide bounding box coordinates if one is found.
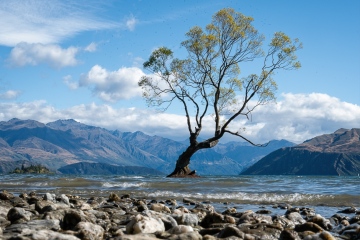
[334,128,349,134]
[47,119,80,127]
[300,128,360,153]
[47,119,95,131]
[0,118,45,130]
[56,119,79,123]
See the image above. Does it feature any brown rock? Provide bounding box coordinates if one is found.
[0,190,14,200]
[74,221,105,240]
[150,203,171,213]
[6,207,33,223]
[217,226,245,238]
[201,212,235,228]
[279,229,301,240]
[294,222,324,233]
[108,192,121,202]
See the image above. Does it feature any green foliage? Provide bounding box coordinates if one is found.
[11,164,52,174]
[139,8,302,145]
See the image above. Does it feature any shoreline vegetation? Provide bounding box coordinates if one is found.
[0,190,359,239]
[10,164,53,174]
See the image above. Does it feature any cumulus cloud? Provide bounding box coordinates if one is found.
[0,90,21,100]
[229,93,360,143]
[0,101,62,122]
[8,43,79,68]
[79,65,144,101]
[0,93,359,143]
[0,0,118,47]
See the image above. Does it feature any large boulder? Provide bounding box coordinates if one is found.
[62,209,95,230]
[143,210,178,230]
[6,207,33,223]
[35,200,58,214]
[167,225,194,234]
[74,221,105,240]
[172,213,199,227]
[126,214,165,234]
[7,229,80,240]
[0,190,14,200]
[150,203,171,213]
[201,212,235,228]
[237,210,272,225]
[217,226,245,238]
[4,219,61,236]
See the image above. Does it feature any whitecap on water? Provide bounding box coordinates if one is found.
[145,190,335,206]
[102,182,146,188]
[115,176,144,179]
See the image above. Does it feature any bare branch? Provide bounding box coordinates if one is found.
[224,130,269,147]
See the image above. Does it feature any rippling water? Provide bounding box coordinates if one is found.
[1,174,359,217]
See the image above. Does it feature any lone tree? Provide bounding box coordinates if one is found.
[139,8,302,177]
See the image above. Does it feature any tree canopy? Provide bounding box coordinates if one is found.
[139,8,302,177]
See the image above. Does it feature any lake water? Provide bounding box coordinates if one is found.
[0,174,359,218]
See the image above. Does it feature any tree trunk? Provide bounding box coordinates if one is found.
[166,145,199,178]
[167,132,220,178]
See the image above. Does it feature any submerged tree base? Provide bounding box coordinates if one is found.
[166,166,200,178]
[167,172,200,178]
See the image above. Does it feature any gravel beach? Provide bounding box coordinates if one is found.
[0,190,359,240]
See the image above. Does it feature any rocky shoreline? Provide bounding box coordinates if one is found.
[0,190,359,240]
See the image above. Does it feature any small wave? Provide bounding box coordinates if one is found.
[30,182,49,187]
[201,192,333,203]
[145,191,340,205]
[102,182,146,188]
[115,176,145,179]
[0,182,25,186]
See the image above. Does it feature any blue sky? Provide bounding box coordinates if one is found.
[0,0,359,143]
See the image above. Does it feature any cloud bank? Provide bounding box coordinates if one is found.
[0,93,359,144]
[237,93,360,143]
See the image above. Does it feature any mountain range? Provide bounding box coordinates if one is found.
[0,118,294,175]
[242,128,360,175]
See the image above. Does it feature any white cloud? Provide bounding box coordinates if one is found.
[125,15,138,31]
[0,93,359,144]
[0,101,187,140]
[63,75,79,90]
[84,42,97,52]
[79,65,144,101]
[0,101,62,122]
[0,90,21,99]
[229,93,360,143]
[8,43,79,68]
[0,0,118,47]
